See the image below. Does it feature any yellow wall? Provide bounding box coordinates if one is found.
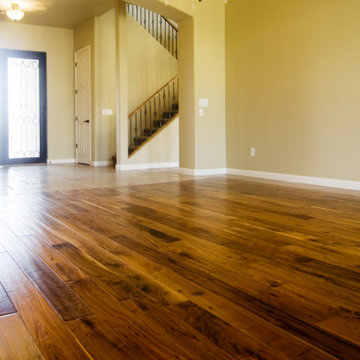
[118,0,227,171]
[127,15,178,112]
[0,22,74,161]
[125,13,179,166]
[94,9,117,163]
[86,4,179,165]
[226,0,360,181]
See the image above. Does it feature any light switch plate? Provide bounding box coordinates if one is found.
[199,98,209,108]
[199,108,205,117]
[102,108,113,116]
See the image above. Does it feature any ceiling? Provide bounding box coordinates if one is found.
[0,0,115,28]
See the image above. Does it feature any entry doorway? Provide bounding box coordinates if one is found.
[75,46,91,165]
[0,49,47,165]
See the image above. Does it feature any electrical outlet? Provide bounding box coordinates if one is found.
[250,147,256,157]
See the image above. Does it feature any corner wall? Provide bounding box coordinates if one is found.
[125,12,179,166]
[0,22,74,162]
[117,0,227,171]
[94,9,117,163]
[226,0,360,182]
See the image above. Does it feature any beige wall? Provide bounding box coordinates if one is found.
[226,0,360,181]
[115,1,180,166]
[125,12,179,166]
[0,22,74,161]
[128,118,179,165]
[127,15,178,112]
[92,4,179,165]
[94,9,117,163]
[118,0,227,171]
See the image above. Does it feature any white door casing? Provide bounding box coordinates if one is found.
[75,46,91,165]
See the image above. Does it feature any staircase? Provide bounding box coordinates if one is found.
[128,75,179,156]
[126,3,179,157]
[126,3,178,58]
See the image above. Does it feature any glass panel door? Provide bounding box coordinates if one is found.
[0,50,47,165]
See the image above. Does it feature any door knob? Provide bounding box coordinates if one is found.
[84,120,90,123]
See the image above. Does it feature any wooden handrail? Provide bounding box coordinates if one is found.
[128,75,179,118]
[161,16,178,31]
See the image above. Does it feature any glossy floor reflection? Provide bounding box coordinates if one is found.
[0,165,359,359]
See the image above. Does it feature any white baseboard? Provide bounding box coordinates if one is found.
[179,168,227,176]
[91,161,113,167]
[227,168,360,191]
[116,162,179,171]
[47,159,75,165]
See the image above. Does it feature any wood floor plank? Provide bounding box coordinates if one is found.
[0,252,90,360]
[0,166,359,359]
[152,269,332,359]
[0,224,92,321]
[19,234,86,282]
[317,316,360,346]
[168,300,289,360]
[0,282,16,316]
[112,298,237,360]
[0,314,44,360]
[68,277,142,330]
[67,316,127,360]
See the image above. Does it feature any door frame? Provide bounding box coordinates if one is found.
[74,45,92,165]
[0,49,47,165]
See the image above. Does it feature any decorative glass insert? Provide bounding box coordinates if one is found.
[8,57,40,159]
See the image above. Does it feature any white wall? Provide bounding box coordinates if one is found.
[0,22,74,162]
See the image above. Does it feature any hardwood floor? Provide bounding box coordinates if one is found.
[0,165,359,359]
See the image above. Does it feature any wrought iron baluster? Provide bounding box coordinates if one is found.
[140,108,143,141]
[168,24,171,53]
[152,12,155,37]
[144,105,148,138]
[159,17,163,45]
[158,93,161,124]
[156,14,158,41]
[129,116,134,146]
[168,85,171,114]
[175,32,178,59]
[171,28,174,56]
[153,98,156,132]
[135,113,138,146]
[163,89,166,120]
[173,81,176,109]
[149,102,152,130]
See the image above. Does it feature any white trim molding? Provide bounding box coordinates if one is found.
[47,159,75,165]
[90,161,113,167]
[179,168,227,176]
[116,162,179,171]
[227,168,360,191]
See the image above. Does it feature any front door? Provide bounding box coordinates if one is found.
[75,46,91,165]
[0,49,47,165]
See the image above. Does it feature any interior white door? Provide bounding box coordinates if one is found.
[75,46,91,165]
